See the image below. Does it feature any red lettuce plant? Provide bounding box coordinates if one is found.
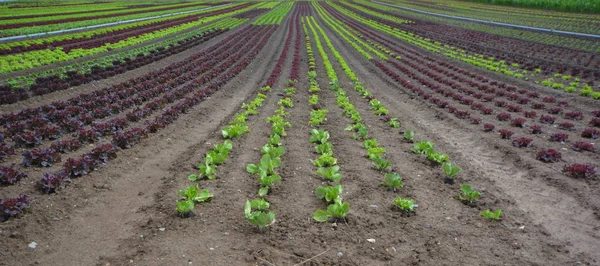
[0,194,29,221]
[562,164,596,178]
[536,149,561,163]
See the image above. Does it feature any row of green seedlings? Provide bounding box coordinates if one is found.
[320,2,502,220]
[244,82,296,229]
[302,19,351,223]
[305,16,411,214]
[310,11,499,220]
[175,89,269,218]
[407,134,502,220]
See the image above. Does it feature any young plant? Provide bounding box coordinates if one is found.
[309,94,319,105]
[387,118,400,128]
[244,200,275,229]
[315,142,333,155]
[403,130,415,142]
[481,209,503,221]
[189,155,217,181]
[426,150,448,164]
[442,162,461,184]
[314,153,337,168]
[393,197,415,213]
[309,109,329,126]
[309,129,329,144]
[457,184,481,203]
[380,172,404,191]
[278,98,294,108]
[371,156,391,172]
[176,200,195,218]
[316,165,342,182]
[313,200,350,222]
[222,124,249,139]
[315,184,343,203]
[411,141,433,154]
[178,184,213,203]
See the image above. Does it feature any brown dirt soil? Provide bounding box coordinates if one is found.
[1,5,599,266]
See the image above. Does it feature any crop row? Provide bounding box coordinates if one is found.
[0,24,277,211]
[0,17,249,105]
[0,3,235,37]
[341,1,600,81]
[325,2,600,100]
[0,3,258,74]
[308,7,507,220]
[373,0,600,32]
[178,4,298,219]
[320,9,599,178]
[0,3,254,55]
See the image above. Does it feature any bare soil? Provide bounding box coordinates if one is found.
[1,6,599,266]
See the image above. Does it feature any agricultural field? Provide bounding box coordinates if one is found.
[0,0,599,265]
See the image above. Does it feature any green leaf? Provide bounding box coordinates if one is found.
[312,209,330,222]
[176,200,194,215]
[249,199,270,210]
[381,172,404,190]
[258,186,270,197]
[315,184,343,202]
[316,165,342,182]
[393,197,415,212]
[327,201,350,218]
[194,189,214,202]
[481,209,502,220]
[246,164,258,174]
[442,162,461,178]
[315,142,333,155]
[188,174,199,181]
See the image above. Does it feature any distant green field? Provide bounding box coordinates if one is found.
[460,0,600,13]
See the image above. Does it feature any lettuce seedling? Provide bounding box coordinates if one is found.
[411,141,433,154]
[403,130,415,142]
[258,174,282,197]
[244,200,275,229]
[313,200,350,222]
[457,184,481,203]
[261,144,285,158]
[387,118,400,128]
[248,199,270,210]
[278,98,294,108]
[315,184,343,202]
[352,125,369,140]
[178,184,213,203]
[316,165,342,182]
[309,129,329,144]
[207,140,232,165]
[309,94,319,105]
[268,134,281,147]
[426,150,448,164]
[380,172,404,191]
[284,87,296,96]
[393,197,415,212]
[176,200,195,218]
[363,138,378,149]
[314,153,337,168]
[442,162,461,184]
[222,124,249,139]
[309,109,329,126]
[315,142,333,155]
[371,156,391,172]
[189,155,217,181]
[367,147,386,160]
[481,209,503,221]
